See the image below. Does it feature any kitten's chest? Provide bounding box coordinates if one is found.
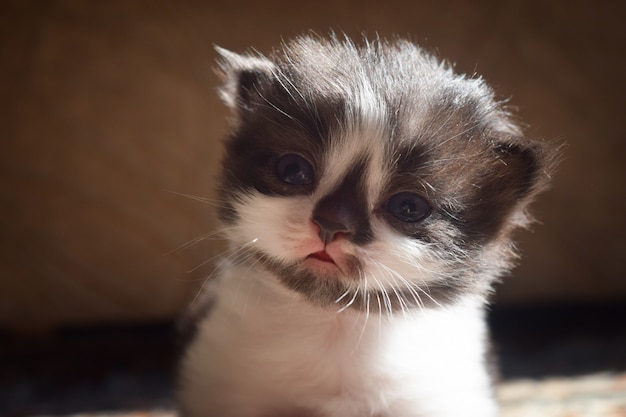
[182,268,494,417]
[194,269,395,397]
[213,274,384,379]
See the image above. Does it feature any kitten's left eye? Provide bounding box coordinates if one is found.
[384,192,432,223]
[275,154,315,185]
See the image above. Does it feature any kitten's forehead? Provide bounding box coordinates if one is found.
[273,37,499,161]
[276,37,492,128]
[317,84,392,200]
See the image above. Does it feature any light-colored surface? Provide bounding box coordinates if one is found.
[499,373,626,417]
[25,374,626,417]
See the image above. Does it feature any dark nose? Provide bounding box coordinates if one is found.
[312,206,351,244]
[311,160,373,245]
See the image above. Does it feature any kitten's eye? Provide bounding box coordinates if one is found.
[275,154,315,185]
[384,192,432,223]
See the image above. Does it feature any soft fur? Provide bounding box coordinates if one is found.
[177,34,554,417]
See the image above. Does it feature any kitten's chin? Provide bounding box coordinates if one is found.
[255,249,363,308]
[303,258,338,275]
[303,248,363,281]
[303,250,344,276]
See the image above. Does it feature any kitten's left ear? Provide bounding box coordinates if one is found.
[466,134,556,236]
[214,46,276,111]
[490,135,556,206]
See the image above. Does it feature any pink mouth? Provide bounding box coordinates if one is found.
[308,250,335,264]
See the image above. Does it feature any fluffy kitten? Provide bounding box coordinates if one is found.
[177,34,553,417]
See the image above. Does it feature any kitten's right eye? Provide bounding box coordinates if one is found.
[275,154,315,185]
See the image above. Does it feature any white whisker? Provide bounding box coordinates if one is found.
[352,282,371,353]
[167,228,233,255]
[337,285,360,314]
[164,190,232,210]
[335,287,352,304]
[371,275,393,320]
[377,263,424,309]
[187,238,258,273]
[239,256,264,317]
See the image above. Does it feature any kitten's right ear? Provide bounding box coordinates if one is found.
[214,46,276,111]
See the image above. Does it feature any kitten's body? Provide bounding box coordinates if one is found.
[180,265,495,417]
[177,35,553,417]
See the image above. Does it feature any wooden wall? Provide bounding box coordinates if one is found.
[1,0,624,330]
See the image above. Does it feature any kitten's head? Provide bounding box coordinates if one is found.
[214,35,554,314]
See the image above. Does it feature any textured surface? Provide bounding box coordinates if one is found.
[499,373,626,417]
[6,376,625,417]
[2,305,625,417]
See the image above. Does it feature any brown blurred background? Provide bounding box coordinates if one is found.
[1,0,625,332]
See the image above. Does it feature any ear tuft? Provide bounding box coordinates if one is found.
[214,46,276,110]
[492,137,556,205]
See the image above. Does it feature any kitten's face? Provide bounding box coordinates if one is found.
[215,37,551,313]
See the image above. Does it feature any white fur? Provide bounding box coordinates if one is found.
[179,47,499,416]
[179,265,498,417]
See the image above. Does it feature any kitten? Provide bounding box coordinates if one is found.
[177,34,554,417]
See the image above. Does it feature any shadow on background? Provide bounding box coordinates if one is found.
[489,303,626,379]
[0,323,177,417]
